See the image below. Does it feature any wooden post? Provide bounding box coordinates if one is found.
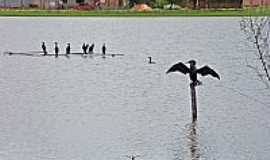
[190,83,197,122]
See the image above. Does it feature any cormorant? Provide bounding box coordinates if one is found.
[54,42,59,57]
[166,60,220,85]
[85,44,89,52]
[148,57,156,64]
[42,42,47,55]
[125,155,140,160]
[82,43,89,54]
[88,43,95,54]
[66,43,71,55]
[102,43,106,55]
[82,43,86,54]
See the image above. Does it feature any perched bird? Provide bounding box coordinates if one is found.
[54,42,59,57]
[42,42,47,55]
[85,44,89,52]
[102,43,106,55]
[88,43,95,54]
[148,56,156,64]
[166,60,220,85]
[82,43,89,54]
[125,155,140,160]
[82,43,85,50]
[66,43,71,55]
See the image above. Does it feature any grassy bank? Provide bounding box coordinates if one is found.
[0,8,270,16]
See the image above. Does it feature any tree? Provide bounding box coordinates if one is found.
[20,0,24,8]
[168,0,175,9]
[240,17,270,84]
[188,0,198,9]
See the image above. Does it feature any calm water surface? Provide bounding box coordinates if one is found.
[0,17,269,160]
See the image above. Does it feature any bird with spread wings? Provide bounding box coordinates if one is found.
[166,60,220,85]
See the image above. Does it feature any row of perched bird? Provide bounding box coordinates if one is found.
[41,42,106,57]
[41,42,220,86]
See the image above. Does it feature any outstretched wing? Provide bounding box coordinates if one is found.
[197,65,220,79]
[166,62,190,74]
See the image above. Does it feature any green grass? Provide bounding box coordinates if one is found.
[0,7,270,16]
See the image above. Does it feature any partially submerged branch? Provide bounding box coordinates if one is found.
[240,17,270,82]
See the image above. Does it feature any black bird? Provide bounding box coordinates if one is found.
[82,43,89,54]
[125,155,140,160]
[166,60,220,85]
[148,56,156,64]
[85,44,89,52]
[66,43,71,55]
[102,43,106,55]
[42,42,47,55]
[88,43,95,54]
[82,43,85,50]
[54,42,59,57]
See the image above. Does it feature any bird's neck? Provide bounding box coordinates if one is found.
[190,65,196,71]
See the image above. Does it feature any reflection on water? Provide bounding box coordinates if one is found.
[171,122,200,160]
[186,122,200,160]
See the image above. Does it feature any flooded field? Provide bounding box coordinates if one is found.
[0,17,269,160]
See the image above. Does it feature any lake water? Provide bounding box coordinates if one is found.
[0,17,269,160]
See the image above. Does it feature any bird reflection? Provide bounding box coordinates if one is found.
[186,122,200,160]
